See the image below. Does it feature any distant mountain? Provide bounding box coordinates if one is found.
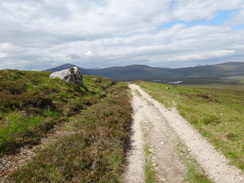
[45,62,244,83]
[175,62,244,78]
[45,63,78,72]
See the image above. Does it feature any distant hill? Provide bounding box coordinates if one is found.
[45,63,78,72]
[45,62,244,83]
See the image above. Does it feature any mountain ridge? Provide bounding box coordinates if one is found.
[45,62,244,83]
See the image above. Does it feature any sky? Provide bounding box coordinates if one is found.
[0,0,244,70]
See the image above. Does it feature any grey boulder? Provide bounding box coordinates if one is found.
[49,67,83,86]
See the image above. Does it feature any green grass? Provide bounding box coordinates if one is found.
[186,166,212,183]
[6,82,131,182]
[135,81,244,171]
[145,145,157,183]
[145,162,157,183]
[175,143,212,183]
[187,80,244,91]
[0,70,114,156]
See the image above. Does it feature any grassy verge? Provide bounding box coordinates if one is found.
[145,145,157,183]
[0,70,114,156]
[134,81,244,171]
[176,143,212,183]
[6,82,131,182]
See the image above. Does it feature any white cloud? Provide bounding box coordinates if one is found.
[171,0,242,21]
[163,50,235,62]
[0,0,244,70]
[227,8,244,26]
[0,53,6,58]
[85,50,94,57]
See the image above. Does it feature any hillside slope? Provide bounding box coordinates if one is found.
[3,82,131,182]
[0,70,114,156]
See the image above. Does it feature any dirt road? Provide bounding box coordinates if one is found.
[123,84,244,183]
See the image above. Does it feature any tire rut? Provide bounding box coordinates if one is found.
[123,84,187,183]
[123,84,244,183]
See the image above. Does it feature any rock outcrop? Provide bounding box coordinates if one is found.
[49,67,83,86]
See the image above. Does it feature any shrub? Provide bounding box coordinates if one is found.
[7,83,131,182]
[0,70,115,156]
[0,81,27,95]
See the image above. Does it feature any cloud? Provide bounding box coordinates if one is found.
[85,50,94,57]
[0,0,244,70]
[162,50,236,62]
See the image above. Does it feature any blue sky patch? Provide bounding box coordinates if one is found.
[158,10,235,29]
[232,25,244,30]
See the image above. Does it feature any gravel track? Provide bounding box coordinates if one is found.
[123,84,244,183]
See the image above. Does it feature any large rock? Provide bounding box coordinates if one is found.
[49,67,83,86]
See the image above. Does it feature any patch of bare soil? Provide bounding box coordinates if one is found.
[123,84,244,183]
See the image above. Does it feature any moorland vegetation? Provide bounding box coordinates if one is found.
[1,70,131,182]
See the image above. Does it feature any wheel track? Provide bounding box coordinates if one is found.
[123,84,244,183]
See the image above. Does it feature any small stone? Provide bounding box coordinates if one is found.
[160,178,166,182]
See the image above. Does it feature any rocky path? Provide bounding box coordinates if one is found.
[123,84,244,183]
